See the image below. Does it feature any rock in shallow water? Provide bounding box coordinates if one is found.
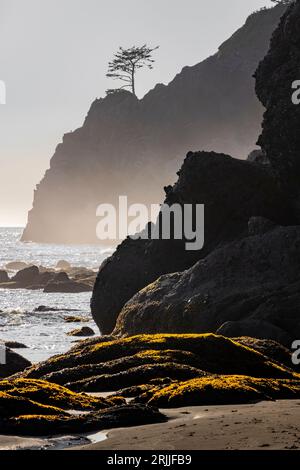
[67,327,95,337]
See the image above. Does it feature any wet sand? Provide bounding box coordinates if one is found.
[74,400,300,451]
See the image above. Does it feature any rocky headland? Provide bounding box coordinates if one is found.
[1,1,300,446]
[22,4,286,244]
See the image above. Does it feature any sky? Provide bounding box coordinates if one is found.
[0,0,274,227]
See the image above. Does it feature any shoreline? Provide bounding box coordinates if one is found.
[72,400,300,451]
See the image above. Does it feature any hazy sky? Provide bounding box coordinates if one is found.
[0,0,273,227]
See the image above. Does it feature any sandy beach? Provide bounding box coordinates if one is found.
[74,400,300,451]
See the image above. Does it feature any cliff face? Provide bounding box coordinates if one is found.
[255,0,300,212]
[91,151,293,334]
[22,4,286,244]
[91,0,300,341]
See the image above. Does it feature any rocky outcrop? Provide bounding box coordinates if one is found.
[12,334,300,414]
[22,4,287,244]
[255,0,300,211]
[91,1,300,340]
[67,327,95,337]
[91,151,293,334]
[19,334,296,385]
[0,266,96,292]
[0,378,166,436]
[113,226,300,345]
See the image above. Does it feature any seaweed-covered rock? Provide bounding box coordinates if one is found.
[64,316,89,323]
[0,403,166,436]
[0,348,31,379]
[19,334,295,383]
[114,227,300,344]
[92,152,292,334]
[0,392,67,418]
[138,375,300,408]
[67,327,95,337]
[0,378,122,411]
[233,337,292,369]
[255,0,300,210]
[41,349,202,386]
[66,363,206,393]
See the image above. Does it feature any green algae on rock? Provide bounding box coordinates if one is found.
[136,375,300,408]
[19,334,296,386]
[66,362,206,392]
[0,404,166,436]
[0,378,124,411]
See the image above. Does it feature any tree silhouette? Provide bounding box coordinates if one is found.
[106,44,159,97]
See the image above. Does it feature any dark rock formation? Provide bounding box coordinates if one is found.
[113,226,300,346]
[67,327,95,337]
[255,0,300,211]
[92,1,300,340]
[0,348,31,378]
[91,151,293,334]
[12,266,40,287]
[247,216,276,236]
[0,378,165,437]
[34,305,78,313]
[22,4,287,244]
[247,149,270,165]
[1,341,28,349]
[44,279,92,293]
[216,320,292,346]
[0,266,95,293]
[0,403,166,437]
[232,337,292,369]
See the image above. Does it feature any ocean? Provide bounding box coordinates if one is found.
[0,228,111,363]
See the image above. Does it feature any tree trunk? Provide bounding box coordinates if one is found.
[131,67,136,96]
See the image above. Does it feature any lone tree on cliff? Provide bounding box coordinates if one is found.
[106,44,159,97]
